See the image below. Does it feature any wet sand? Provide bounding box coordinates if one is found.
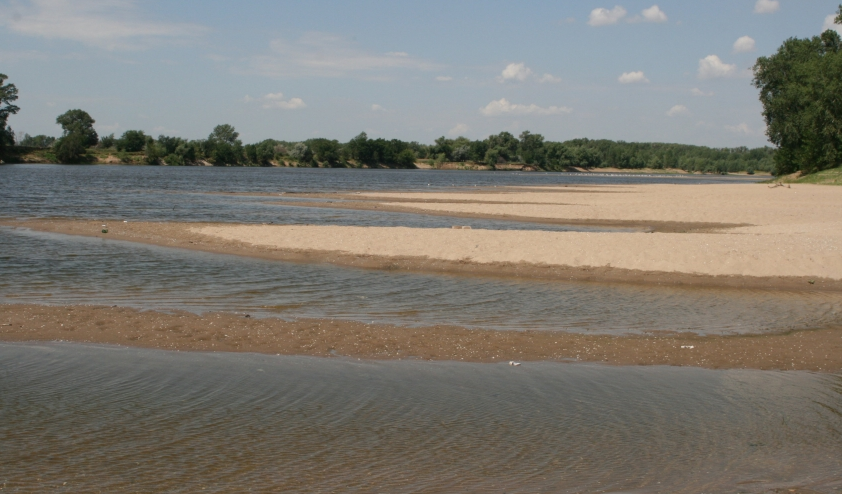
[2,304,841,372]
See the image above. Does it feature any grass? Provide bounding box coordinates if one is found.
[773,167,842,185]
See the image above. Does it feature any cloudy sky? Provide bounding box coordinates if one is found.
[1,0,840,147]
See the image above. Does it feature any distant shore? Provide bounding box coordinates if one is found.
[2,304,841,372]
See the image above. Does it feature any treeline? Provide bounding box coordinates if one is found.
[15,108,774,173]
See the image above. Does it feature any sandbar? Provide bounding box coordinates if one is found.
[2,304,841,372]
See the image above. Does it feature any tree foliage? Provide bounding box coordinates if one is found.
[0,73,19,150]
[19,134,56,148]
[117,130,147,152]
[53,109,98,163]
[56,109,98,147]
[753,7,842,175]
[54,133,88,164]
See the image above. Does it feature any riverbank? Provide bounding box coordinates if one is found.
[2,304,841,372]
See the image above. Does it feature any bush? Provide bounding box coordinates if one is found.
[395,149,417,168]
[54,133,88,163]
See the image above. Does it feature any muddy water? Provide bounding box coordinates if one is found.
[1,343,841,493]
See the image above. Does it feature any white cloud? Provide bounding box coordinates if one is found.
[249,32,442,78]
[537,73,562,83]
[588,6,627,26]
[497,63,560,84]
[733,36,756,53]
[618,71,650,84]
[371,104,386,112]
[666,105,689,117]
[691,88,714,97]
[698,55,737,79]
[725,123,753,134]
[435,75,453,81]
[498,62,533,82]
[593,5,666,25]
[448,123,469,136]
[0,0,208,50]
[631,5,668,23]
[754,0,780,14]
[247,92,306,110]
[480,98,572,116]
[823,14,842,35]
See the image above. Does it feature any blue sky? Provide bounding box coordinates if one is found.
[1,0,840,147]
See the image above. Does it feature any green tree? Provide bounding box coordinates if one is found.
[117,130,147,152]
[54,133,88,164]
[56,109,98,147]
[206,124,243,165]
[0,73,20,150]
[209,124,240,145]
[395,148,417,168]
[753,7,842,175]
[519,131,545,165]
[98,133,116,149]
[19,134,56,148]
[485,132,518,162]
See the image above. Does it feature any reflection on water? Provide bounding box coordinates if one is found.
[2,227,841,335]
[1,343,841,493]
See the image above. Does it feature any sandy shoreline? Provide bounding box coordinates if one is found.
[212,183,842,283]
[3,217,841,291]
[2,304,841,372]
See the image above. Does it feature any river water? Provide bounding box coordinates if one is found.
[1,165,841,492]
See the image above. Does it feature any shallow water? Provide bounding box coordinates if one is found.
[2,227,841,335]
[0,164,758,229]
[1,343,841,493]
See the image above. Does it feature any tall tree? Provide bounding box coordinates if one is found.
[753,6,842,175]
[0,73,20,150]
[56,109,98,147]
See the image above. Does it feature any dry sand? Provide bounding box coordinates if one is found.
[208,183,840,281]
[3,304,841,372]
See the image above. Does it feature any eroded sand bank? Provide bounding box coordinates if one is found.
[3,304,841,372]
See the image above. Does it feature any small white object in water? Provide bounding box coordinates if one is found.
[123,220,127,223]
[509,361,521,366]
[680,345,695,349]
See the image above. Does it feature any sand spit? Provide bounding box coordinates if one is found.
[197,223,841,280]
[2,304,841,372]
[2,217,841,291]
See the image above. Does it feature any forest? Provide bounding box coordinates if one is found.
[11,115,775,174]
